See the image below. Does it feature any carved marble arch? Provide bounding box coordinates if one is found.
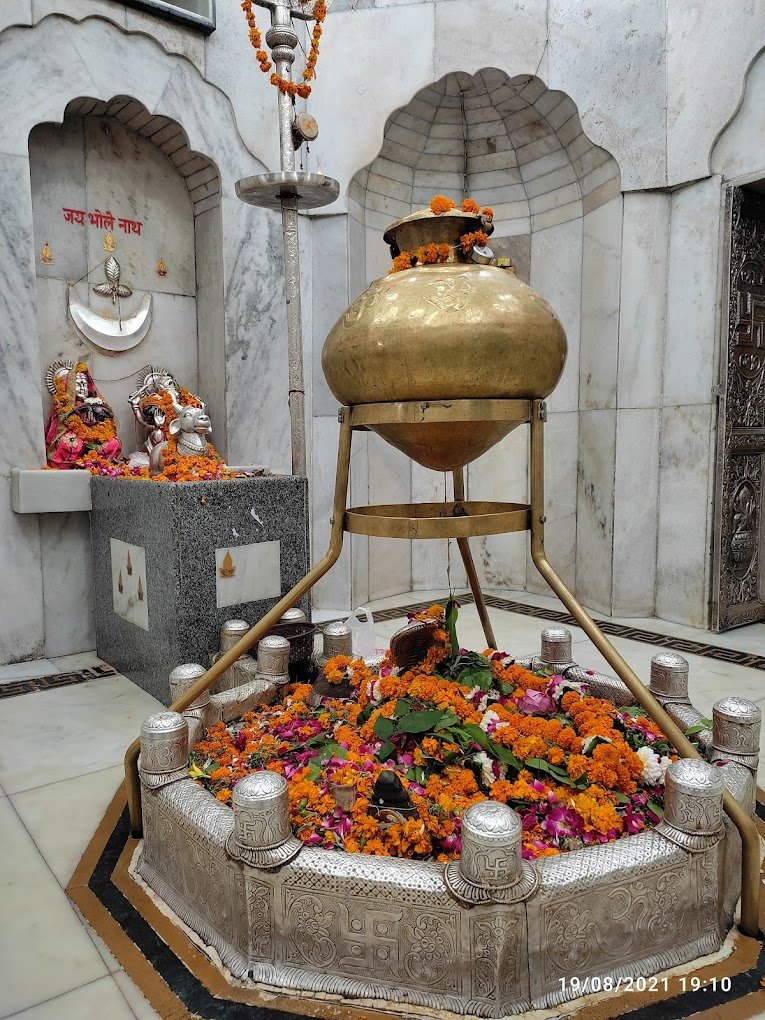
[347,68,621,285]
[711,186,765,630]
[28,95,225,456]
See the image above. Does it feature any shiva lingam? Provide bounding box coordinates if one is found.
[124,199,761,1014]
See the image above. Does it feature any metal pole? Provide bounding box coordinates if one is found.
[452,467,497,649]
[124,408,354,835]
[267,1,306,477]
[528,400,761,938]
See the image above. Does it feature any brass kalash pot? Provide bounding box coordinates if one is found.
[322,208,567,470]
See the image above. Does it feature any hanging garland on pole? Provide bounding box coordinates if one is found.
[241,0,327,99]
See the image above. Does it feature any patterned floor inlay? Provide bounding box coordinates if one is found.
[69,783,765,1020]
[0,662,118,700]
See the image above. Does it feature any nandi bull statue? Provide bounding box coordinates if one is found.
[149,402,213,475]
[127,365,214,471]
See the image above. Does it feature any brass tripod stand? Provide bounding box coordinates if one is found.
[124,397,761,937]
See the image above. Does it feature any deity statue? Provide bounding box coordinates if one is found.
[44,359,121,469]
[128,365,218,475]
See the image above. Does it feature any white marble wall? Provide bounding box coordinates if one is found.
[0,14,272,661]
[3,0,765,648]
[29,115,199,452]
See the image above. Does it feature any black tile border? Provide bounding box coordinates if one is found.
[85,802,765,1020]
[0,663,118,701]
[320,593,765,673]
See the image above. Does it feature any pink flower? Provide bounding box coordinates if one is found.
[516,689,556,715]
[541,806,582,839]
[234,731,247,752]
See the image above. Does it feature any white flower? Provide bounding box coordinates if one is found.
[476,694,490,714]
[474,750,495,787]
[479,709,499,733]
[637,745,664,785]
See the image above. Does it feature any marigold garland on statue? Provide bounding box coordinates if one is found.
[190,604,679,862]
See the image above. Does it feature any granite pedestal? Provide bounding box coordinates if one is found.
[90,476,309,704]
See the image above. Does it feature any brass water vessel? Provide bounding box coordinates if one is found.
[321,208,567,470]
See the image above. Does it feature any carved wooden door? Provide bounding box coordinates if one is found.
[711,187,765,630]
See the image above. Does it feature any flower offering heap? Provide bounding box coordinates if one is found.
[191,604,676,861]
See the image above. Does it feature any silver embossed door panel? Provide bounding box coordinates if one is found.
[711,187,765,630]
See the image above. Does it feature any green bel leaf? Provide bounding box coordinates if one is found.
[397,709,447,734]
[376,740,396,762]
[373,715,395,740]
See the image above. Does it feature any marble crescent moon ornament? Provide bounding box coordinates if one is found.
[67,283,152,353]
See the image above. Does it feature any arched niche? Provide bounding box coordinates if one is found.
[0,13,280,663]
[341,69,621,606]
[29,96,223,452]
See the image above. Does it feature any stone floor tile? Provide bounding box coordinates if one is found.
[11,765,123,886]
[0,799,108,1018]
[0,675,163,794]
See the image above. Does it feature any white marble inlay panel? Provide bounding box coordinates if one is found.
[663,176,723,408]
[82,115,196,297]
[0,153,47,474]
[667,0,765,185]
[0,478,44,666]
[612,408,660,617]
[0,19,95,157]
[41,511,96,657]
[367,432,412,601]
[575,409,616,615]
[215,541,281,609]
[435,0,546,87]
[110,538,148,631]
[656,404,714,628]
[530,216,583,414]
[195,204,227,461]
[548,0,666,190]
[31,0,125,24]
[125,7,205,74]
[579,197,623,411]
[526,411,578,596]
[28,119,87,284]
[2,0,31,31]
[221,197,290,472]
[311,215,349,418]
[306,4,436,207]
[617,191,670,409]
[467,426,527,591]
[410,464,467,592]
[712,49,765,181]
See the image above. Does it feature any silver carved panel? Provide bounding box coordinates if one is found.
[712,186,765,629]
[137,673,755,1016]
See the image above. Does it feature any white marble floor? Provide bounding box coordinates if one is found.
[1,591,764,1019]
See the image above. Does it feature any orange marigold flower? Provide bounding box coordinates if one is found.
[430,195,456,215]
[482,206,494,218]
[461,198,480,213]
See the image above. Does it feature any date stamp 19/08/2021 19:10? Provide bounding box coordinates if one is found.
[559,975,733,995]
